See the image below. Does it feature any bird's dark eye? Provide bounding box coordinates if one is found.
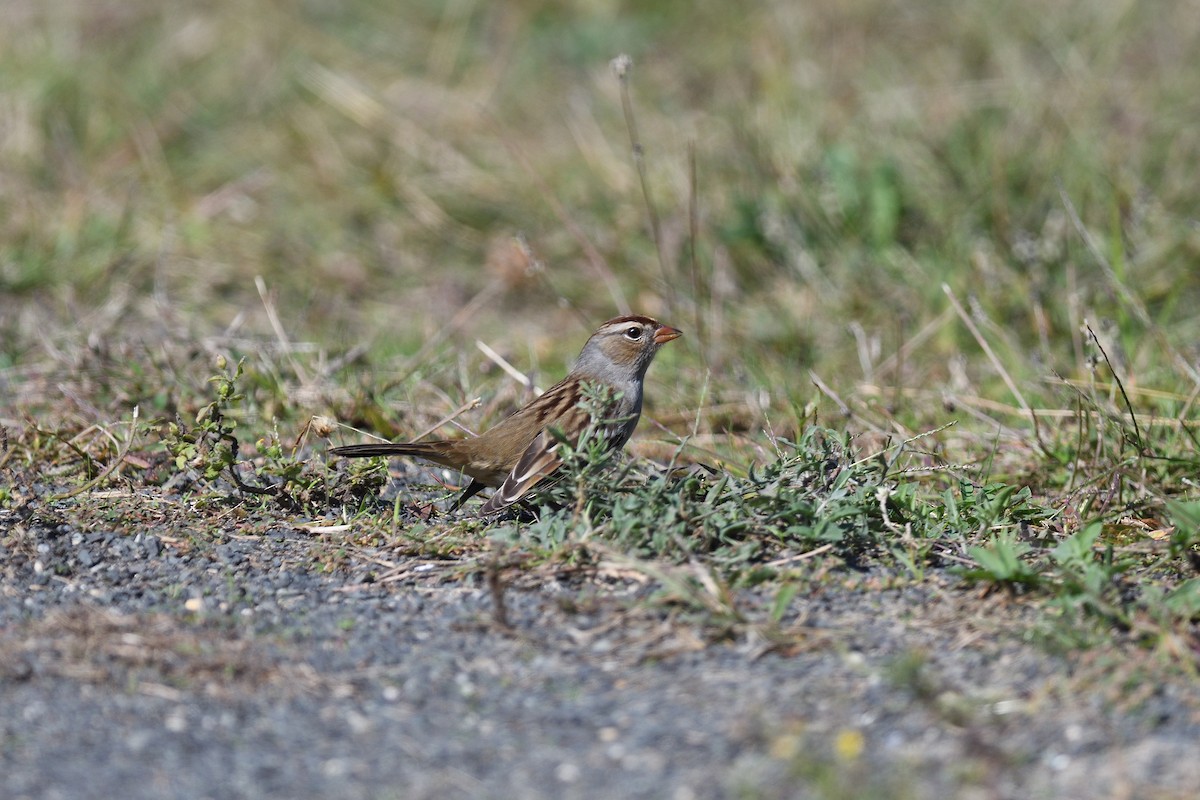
[624,326,642,339]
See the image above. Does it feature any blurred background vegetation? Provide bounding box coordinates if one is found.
[3,0,1199,461]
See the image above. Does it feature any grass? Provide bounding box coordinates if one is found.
[2,0,1199,688]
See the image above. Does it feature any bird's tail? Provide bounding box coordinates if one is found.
[329,442,453,466]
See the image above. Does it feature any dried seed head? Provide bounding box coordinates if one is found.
[309,415,335,438]
[610,54,632,79]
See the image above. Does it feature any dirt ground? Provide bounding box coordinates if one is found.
[2,492,1199,800]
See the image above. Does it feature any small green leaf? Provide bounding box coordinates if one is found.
[1164,579,1200,618]
[770,582,800,624]
[1051,523,1102,566]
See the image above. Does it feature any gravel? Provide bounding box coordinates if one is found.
[2,505,1198,800]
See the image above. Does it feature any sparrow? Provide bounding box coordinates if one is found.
[331,315,681,514]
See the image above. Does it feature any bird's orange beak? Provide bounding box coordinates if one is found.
[653,325,683,345]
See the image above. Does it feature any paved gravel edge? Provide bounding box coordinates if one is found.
[2,510,1198,800]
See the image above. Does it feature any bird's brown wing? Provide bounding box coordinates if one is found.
[478,428,564,514]
[478,397,634,515]
[478,392,615,515]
